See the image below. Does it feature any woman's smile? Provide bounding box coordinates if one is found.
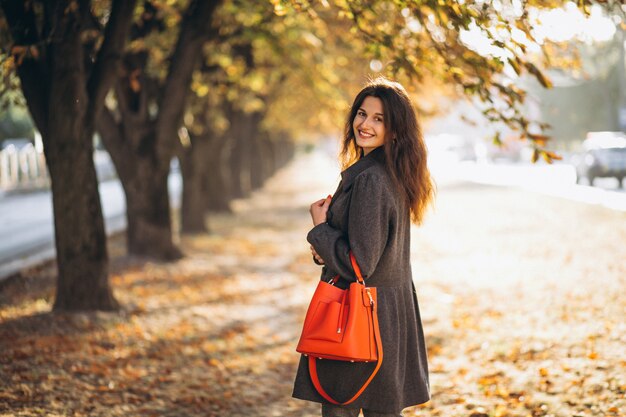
[357,129,375,139]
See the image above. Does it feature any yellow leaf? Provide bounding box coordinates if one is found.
[195,84,209,97]
[273,4,287,16]
[450,67,465,77]
[527,133,550,147]
[546,151,562,161]
[531,149,539,163]
[507,57,521,75]
[494,404,508,417]
[451,3,462,17]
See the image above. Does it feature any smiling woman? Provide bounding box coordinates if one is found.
[353,96,387,155]
[293,77,435,417]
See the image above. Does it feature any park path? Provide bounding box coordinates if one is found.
[1,150,625,416]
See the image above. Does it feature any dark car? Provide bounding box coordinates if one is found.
[574,146,626,187]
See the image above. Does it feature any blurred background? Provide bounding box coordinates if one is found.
[0,1,625,416]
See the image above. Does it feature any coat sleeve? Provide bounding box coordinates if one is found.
[306,172,391,281]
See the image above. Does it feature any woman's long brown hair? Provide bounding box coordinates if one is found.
[340,77,435,225]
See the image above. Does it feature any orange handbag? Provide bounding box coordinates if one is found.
[296,252,383,405]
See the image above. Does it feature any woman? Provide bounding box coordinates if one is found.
[292,77,435,417]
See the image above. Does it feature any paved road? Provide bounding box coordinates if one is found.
[430,159,626,212]
[0,173,181,280]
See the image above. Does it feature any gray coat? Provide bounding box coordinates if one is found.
[292,147,430,413]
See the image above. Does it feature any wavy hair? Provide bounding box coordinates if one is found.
[340,77,435,225]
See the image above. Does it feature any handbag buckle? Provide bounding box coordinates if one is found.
[328,275,340,285]
[365,288,374,306]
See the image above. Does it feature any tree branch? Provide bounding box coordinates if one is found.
[87,0,137,119]
[155,0,222,157]
[96,106,132,179]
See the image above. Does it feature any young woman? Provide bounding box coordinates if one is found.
[292,77,435,417]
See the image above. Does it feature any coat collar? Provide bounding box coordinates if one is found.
[341,146,386,191]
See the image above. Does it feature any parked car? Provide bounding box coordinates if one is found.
[572,132,626,187]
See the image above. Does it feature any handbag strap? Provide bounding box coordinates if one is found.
[307,294,383,405]
[308,252,382,405]
[330,252,365,285]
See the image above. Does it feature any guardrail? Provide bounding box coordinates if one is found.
[0,142,49,191]
[0,143,117,193]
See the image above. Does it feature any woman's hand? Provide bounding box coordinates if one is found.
[310,245,325,264]
[310,195,332,226]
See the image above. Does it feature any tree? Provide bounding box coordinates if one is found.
[283,0,624,162]
[96,0,222,259]
[177,0,371,232]
[0,0,137,310]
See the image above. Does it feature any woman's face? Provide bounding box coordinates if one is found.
[353,95,387,156]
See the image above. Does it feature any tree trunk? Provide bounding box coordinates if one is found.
[203,134,232,212]
[44,16,114,311]
[1,0,137,311]
[262,138,276,176]
[248,113,267,190]
[273,135,286,169]
[46,126,118,311]
[229,139,247,199]
[124,162,182,259]
[228,111,254,199]
[276,136,296,168]
[249,138,263,190]
[180,137,209,233]
[94,0,222,255]
[97,112,182,259]
[254,130,278,187]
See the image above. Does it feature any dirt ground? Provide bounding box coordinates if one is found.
[1,150,625,417]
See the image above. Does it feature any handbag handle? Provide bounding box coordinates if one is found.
[329,252,365,285]
[308,252,383,405]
